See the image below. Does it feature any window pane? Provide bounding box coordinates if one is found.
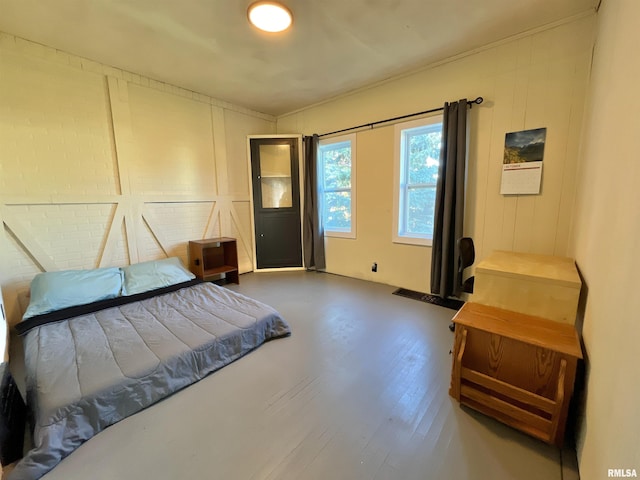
[405,187,436,235]
[324,191,351,230]
[322,143,351,190]
[261,177,292,208]
[259,144,291,177]
[259,144,292,208]
[407,131,441,185]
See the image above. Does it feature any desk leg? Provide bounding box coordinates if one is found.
[449,327,467,401]
[550,358,567,446]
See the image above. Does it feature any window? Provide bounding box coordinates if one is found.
[318,134,356,238]
[393,115,443,246]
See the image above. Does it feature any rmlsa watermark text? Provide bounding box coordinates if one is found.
[608,469,638,478]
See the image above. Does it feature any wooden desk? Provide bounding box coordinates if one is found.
[449,302,582,446]
[473,250,582,325]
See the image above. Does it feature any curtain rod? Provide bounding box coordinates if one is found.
[317,97,484,138]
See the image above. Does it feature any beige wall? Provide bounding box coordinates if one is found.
[0,33,276,331]
[570,1,640,478]
[277,15,595,293]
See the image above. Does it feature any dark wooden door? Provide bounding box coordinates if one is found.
[250,137,303,269]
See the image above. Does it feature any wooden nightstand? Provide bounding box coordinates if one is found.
[188,237,239,284]
[449,302,582,446]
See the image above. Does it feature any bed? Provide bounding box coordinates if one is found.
[8,258,291,480]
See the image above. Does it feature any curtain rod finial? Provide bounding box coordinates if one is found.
[467,97,483,108]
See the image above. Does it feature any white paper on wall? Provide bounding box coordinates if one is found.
[500,161,543,194]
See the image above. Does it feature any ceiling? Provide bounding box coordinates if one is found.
[0,0,597,116]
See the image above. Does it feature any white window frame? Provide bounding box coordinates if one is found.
[393,115,443,246]
[318,133,357,239]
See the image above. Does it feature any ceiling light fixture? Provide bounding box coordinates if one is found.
[247,1,293,33]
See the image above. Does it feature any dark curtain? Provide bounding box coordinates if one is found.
[430,99,468,298]
[303,134,326,270]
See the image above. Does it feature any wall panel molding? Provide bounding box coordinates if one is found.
[0,33,277,326]
[1,210,57,273]
[0,31,276,122]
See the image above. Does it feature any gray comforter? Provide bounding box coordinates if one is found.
[10,282,290,480]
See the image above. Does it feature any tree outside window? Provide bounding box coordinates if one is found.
[319,134,356,238]
[394,116,443,245]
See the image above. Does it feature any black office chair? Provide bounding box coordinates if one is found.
[449,237,475,332]
[457,237,475,295]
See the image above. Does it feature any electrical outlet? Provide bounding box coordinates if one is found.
[371,262,378,273]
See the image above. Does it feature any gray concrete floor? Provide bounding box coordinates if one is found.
[11,271,579,479]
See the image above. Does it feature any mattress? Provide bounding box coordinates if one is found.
[9,282,290,480]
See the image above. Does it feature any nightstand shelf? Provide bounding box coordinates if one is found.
[188,237,239,284]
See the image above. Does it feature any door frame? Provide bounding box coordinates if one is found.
[246,134,305,272]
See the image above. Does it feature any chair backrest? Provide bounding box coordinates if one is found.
[456,237,476,295]
[458,237,475,270]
